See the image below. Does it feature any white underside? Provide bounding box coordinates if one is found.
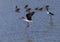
[47,11,49,14]
[47,11,51,15]
[23,19,32,22]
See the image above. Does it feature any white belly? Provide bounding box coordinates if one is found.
[47,11,49,14]
[47,11,51,15]
[23,19,32,22]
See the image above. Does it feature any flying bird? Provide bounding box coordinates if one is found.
[21,11,35,22]
[15,6,20,13]
[26,11,35,20]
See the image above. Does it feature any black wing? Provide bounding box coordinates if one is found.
[49,12,54,15]
[26,12,35,20]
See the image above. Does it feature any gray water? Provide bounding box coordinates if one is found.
[0,0,60,42]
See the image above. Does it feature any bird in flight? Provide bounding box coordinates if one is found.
[21,11,35,22]
[15,6,20,13]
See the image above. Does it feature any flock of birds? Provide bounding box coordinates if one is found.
[15,5,54,23]
[15,5,55,42]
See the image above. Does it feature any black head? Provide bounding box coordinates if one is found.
[45,5,49,11]
[46,5,49,7]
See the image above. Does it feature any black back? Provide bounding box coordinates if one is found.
[49,12,54,15]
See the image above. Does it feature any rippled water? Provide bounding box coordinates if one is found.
[0,0,60,42]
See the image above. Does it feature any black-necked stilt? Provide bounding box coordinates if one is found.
[45,5,54,15]
[21,11,35,22]
[45,5,54,27]
[15,6,20,13]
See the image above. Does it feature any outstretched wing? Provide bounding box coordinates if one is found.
[26,12,35,20]
[30,12,35,16]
